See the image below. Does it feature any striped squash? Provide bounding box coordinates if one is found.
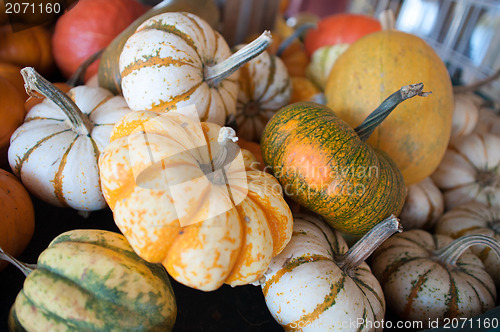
[119,12,270,126]
[8,67,131,211]
[370,230,499,326]
[98,109,293,291]
[235,47,291,141]
[262,213,401,331]
[435,202,500,288]
[7,229,177,331]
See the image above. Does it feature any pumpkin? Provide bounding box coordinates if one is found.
[262,213,401,331]
[261,83,427,235]
[325,30,454,186]
[0,25,54,76]
[398,177,444,231]
[431,132,500,210]
[234,47,291,142]
[289,76,325,104]
[435,202,500,288]
[0,62,28,100]
[236,138,265,171]
[0,77,25,167]
[8,67,131,211]
[450,93,479,141]
[306,44,349,90]
[0,169,35,271]
[475,106,500,135]
[98,109,293,291]
[51,0,148,81]
[2,229,177,331]
[119,12,271,126]
[370,230,499,326]
[303,13,382,57]
[98,0,221,95]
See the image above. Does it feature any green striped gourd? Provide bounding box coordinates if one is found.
[234,47,291,141]
[119,11,271,126]
[370,230,500,326]
[5,229,177,331]
[8,67,131,211]
[262,213,401,331]
[261,84,427,235]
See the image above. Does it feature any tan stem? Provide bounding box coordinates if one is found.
[205,31,272,87]
[453,69,500,94]
[433,234,500,266]
[378,9,396,30]
[21,67,92,136]
[337,215,402,274]
[0,248,35,277]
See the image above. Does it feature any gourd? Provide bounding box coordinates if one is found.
[98,109,293,291]
[0,169,35,271]
[1,229,176,331]
[475,107,500,135]
[450,93,479,141]
[325,30,454,186]
[261,83,427,235]
[8,67,131,211]
[435,202,500,288]
[234,47,291,142]
[398,177,444,230]
[289,76,325,104]
[0,77,25,166]
[0,62,28,100]
[98,0,220,95]
[262,213,401,331]
[0,25,54,76]
[119,12,271,126]
[370,230,500,326]
[431,132,500,210]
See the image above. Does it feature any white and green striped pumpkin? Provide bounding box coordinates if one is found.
[261,213,401,332]
[306,44,349,90]
[4,229,177,331]
[119,11,271,125]
[8,67,131,211]
[370,229,499,327]
[234,47,291,141]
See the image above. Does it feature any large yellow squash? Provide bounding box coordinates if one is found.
[325,30,454,185]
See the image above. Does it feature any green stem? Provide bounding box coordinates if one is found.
[66,49,104,87]
[205,31,272,87]
[276,22,316,57]
[21,67,92,136]
[0,248,35,277]
[433,234,500,266]
[354,83,430,141]
[337,215,402,274]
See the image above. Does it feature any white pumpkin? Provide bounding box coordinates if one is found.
[262,213,401,332]
[450,93,479,141]
[432,132,500,210]
[306,44,349,90]
[234,48,291,141]
[8,67,131,211]
[119,11,270,125]
[398,177,444,230]
[475,106,500,135]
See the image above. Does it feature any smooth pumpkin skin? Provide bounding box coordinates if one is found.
[8,229,177,331]
[261,101,406,235]
[0,169,35,271]
[0,63,28,101]
[325,30,454,186]
[0,77,25,166]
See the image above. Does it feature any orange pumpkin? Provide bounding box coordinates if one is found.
[0,77,25,166]
[0,25,54,76]
[0,62,28,101]
[0,168,35,271]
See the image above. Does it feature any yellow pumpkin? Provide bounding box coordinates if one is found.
[98,109,293,291]
[325,30,454,185]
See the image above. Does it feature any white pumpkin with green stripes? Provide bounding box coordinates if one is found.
[8,68,131,211]
[261,213,401,332]
[234,47,291,141]
[119,11,271,125]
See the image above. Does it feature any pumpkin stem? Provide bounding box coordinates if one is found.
[66,49,104,87]
[337,215,402,274]
[354,83,431,142]
[433,234,500,266]
[0,248,35,277]
[212,127,239,171]
[453,68,500,94]
[378,9,396,30]
[276,22,316,57]
[205,31,272,87]
[21,67,92,136]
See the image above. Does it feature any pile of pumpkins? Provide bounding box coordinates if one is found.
[1,0,499,330]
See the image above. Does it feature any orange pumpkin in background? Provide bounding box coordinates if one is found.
[0,77,25,166]
[0,63,28,101]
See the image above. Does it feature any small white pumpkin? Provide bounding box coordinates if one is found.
[262,213,401,332]
[435,201,500,288]
[398,177,444,230]
[450,93,479,141]
[119,11,271,125]
[432,132,500,210]
[306,44,349,90]
[234,47,291,141]
[475,106,500,135]
[8,67,131,211]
